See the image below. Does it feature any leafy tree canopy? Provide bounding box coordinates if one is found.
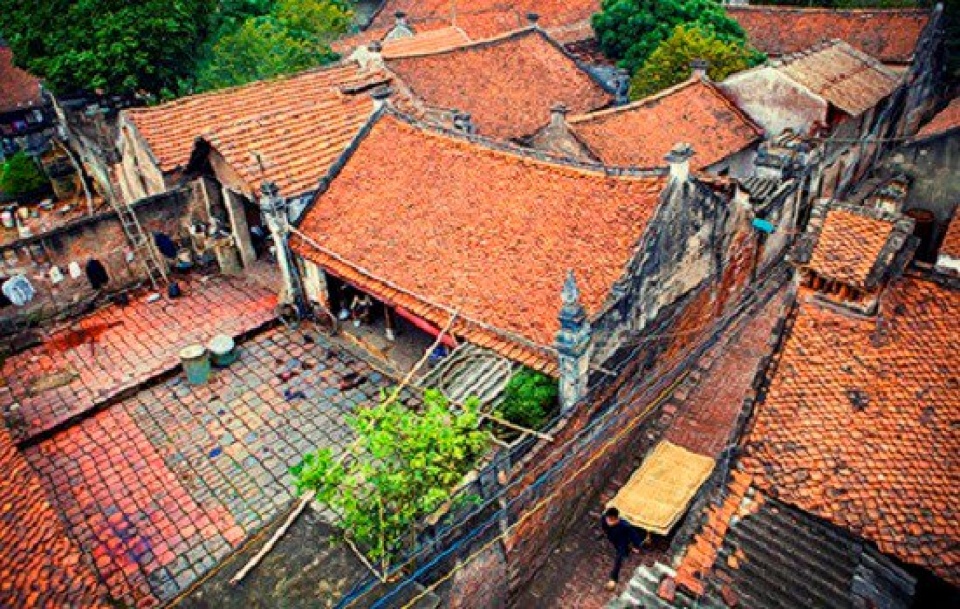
[497,368,558,430]
[0,0,215,96]
[630,26,762,99]
[291,388,489,568]
[592,0,747,74]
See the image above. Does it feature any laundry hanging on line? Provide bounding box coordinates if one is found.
[68,261,83,279]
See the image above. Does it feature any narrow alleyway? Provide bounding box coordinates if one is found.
[512,284,790,608]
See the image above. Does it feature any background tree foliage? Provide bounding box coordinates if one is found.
[592,0,748,74]
[194,0,352,91]
[0,0,353,98]
[630,26,761,99]
[291,388,489,568]
[0,0,215,96]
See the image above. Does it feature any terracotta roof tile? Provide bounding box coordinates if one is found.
[915,97,960,140]
[939,210,960,260]
[803,207,897,289]
[742,277,960,585]
[0,425,108,607]
[368,1,600,40]
[122,64,384,196]
[294,113,666,372]
[776,40,901,117]
[568,78,761,169]
[728,6,929,65]
[333,26,471,58]
[0,46,43,114]
[385,29,611,140]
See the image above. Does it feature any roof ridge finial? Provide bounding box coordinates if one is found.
[561,269,581,306]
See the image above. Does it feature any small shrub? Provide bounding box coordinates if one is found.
[0,152,48,197]
[498,368,558,430]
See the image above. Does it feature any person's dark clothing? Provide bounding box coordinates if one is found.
[602,518,644,583]
[153,232,177,259]
[85,259,109,290]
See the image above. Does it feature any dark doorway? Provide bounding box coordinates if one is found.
[905,208,936,263]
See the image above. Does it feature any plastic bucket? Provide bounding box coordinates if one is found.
[208,334,238,368]
[180,344,211,385]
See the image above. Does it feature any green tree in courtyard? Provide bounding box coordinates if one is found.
[0,0,215,96]
[630,26,762,99]
[592,0,748,74]
[291,388,489,569]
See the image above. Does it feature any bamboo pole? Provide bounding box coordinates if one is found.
[229,489,316,585]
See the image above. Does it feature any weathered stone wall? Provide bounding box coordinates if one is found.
[589,178,734,367]
[116,117,168,203]
[719,67,828,137]
[888,133,960,253]
[0,189,194,329]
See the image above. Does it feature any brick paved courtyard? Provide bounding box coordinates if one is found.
[25,326,395,607]
[1,272,277,442]
[512,285,789,608]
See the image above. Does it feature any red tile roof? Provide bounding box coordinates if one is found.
[385,29,611,140]
[568,78,761,169]
[728,6,929,65]
[915,97,960,140]
[332,26,471,58]
[777,40,901,117]
[122,64,384,197]
[0,46,43,114]
[742,276,960,585]
[368,1,600,40]
[940,210,960,260]
[804,207,897,289]
[0,425,108,607]
[294,113,667,373]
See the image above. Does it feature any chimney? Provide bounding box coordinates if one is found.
[453,110,475,135]
[690,58,709,80]
[370,85,392,110]
[550,103,569,128]
[665,143,694,183]
[386,10,415,40]
[354,40,385,71]
[527,12,540,27]
[614,68,631,106]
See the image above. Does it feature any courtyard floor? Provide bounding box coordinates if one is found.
[1,271,277,442]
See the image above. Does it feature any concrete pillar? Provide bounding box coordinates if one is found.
[555,270,592,414]
[222,186,257,269]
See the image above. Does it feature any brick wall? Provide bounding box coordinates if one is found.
[0,189,195,330]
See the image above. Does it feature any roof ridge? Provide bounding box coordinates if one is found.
[568,78,701,123]
[726,5,929,15]
[123,60,364,117]
[386,25,540,60]
[382,106,668,179]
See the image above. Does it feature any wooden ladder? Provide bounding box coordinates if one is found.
[110,197,168,290]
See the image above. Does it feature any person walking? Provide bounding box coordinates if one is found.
[601,506,645,590]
